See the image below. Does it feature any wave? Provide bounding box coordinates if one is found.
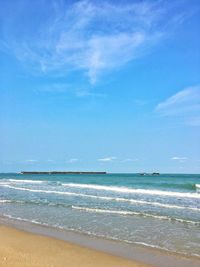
[0,199,30,204]
[1,178,197,191]
[1,214,51,227]
[0,199,12,203]
[1,179,199,199]
[0,184,84,196]
[2,213,199,259]
[1,213,166,249]
[72,206,199,225]
[131,241,200,258]
[7,179,44,184]
[113,198,200,211]
[63,183,200,199]
[1,185,199,211]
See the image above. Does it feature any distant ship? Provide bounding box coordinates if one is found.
[21,171,107,175]
[139,172,160,176]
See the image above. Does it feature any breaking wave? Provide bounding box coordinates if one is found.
[72,206,199,225]
[63,183,200,199]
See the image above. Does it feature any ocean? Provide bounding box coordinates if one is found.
[0,173,200,258]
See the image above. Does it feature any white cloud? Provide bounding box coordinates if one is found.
[98,156,116,162]
[24,159,38,163]
[37,83,105,98]
[171,156,188,163]
[156,86,200,114]
[171,157,188,160]
[1,0,179,84]
[67,158,79,163]
[75,90,106,98]
[155,86,200,126]
[38,83,71,93]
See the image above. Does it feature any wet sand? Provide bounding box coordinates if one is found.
[0,225,150,267]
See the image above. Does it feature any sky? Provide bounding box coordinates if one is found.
[0,0,200,173]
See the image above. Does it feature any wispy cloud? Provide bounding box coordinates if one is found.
[156,86,200,114]
[155,86,200,126]
[38,83,71,93]
[75,90,106,98]
[98,156,117,162]
[0,0,183,84]
[171,156,188,163]
[67,158,79,163]
[37,83,105,98]
[171,156,188,160]
[24,159,38,164]
[98,157,139,163]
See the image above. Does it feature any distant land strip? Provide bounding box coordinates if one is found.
[20,171,107,175]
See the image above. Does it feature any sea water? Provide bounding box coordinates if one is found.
[0,173,200,258]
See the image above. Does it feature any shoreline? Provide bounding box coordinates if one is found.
[0,216,199,267]
[0,225,146,267]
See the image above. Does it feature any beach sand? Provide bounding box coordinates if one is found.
[0,225,151,267]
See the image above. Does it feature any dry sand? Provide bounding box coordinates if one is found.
[0,225,151,267]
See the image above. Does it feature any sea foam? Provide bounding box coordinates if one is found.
[71,206,199,225]
[1,184,199,211]
[63,183,200,199]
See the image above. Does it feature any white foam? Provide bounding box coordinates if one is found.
[2,214,50,227]
[0,199,12,203]
[63,183,200,199]
[132,241,200,258]
[196,184,200,189]
[134,241,167,250]
[8,179,44,184]
[72,205,138,215]
[0,199,26,204]
[2,214,199,259]
[114,198,200,211]
[1,184,199,212]
[0,182,11,185]
[72,206,199,225]
[0,184,82,196]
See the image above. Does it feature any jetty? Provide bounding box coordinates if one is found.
[20,171,107,175]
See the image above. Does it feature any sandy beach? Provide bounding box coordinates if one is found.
[0,225,151,267]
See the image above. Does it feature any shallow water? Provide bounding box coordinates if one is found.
[0,173,200,257]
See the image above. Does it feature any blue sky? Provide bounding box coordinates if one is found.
[0,0,200,173]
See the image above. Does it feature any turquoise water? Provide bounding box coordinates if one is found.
[0,173,200,257]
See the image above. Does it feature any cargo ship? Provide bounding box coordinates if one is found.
[21,171,107,175]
